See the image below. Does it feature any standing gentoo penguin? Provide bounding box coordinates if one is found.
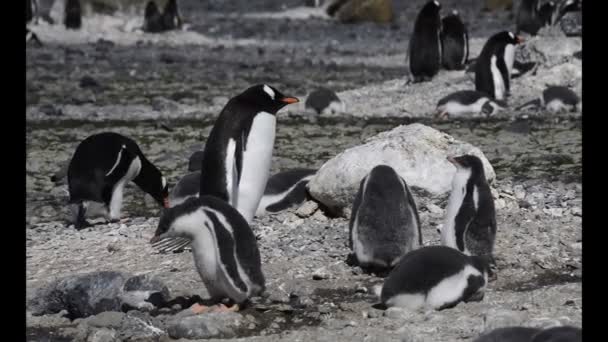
[377,246,489,311]
[516,0,543,35]
[473,327,542,342]
[170,168,316,216]
[143,1,164,33]
[408,1,442,83]
[531,326,582,342]
[516,85,580,113]
[475,31,523,100]
[198,84,299,224]
[161,0,183,31]
[435,90,506,119]
[64,0,82,30]
[440,10,469,70]
[255,168,316,216]
[67,132,169,229]
[151,195,265,313]
[350,165,422,270]
[441,155,497,264]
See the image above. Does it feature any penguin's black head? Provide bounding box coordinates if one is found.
[447,154,485,174]
[145,1,160,18]
[152,176,170,208]
[238,84,299,114]
[496,31,524,45]
[422,0,441,14]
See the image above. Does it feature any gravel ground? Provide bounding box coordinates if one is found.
[26,0,581,341]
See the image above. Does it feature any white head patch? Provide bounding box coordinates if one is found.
[263,85,275,100]
[161,177,167,188]
[508,32,514,40]
[452,9,458,15]
[434,1,439,6]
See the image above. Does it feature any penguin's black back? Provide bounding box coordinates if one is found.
[474,32,510,99]
[437,90,487,107]
[543,86,579,105]
[67,132,143,204]
[473,327,541,342]
[264,168,316,195]
[516,0,541,35]
[531,326,582,342]
[409,1,442,79]
[64,0,82,30]
[200,195,265,291]
[381,246,473,302]
[441,13,468,70]
[161,0,182,30]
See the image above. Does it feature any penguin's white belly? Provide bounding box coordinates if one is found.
[504,44,515,78]
[237,112,276,223]
[546,99,568,113]
[442,98,488,117]
[441,168,471,250]
[108,157,142,220]
[426,265,478,308]
[191,229,225,297]
[490,56,505,100]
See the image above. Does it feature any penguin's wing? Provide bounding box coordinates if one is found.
[101,146,136,203]
[348,177,366,250]
[496,56,511,94]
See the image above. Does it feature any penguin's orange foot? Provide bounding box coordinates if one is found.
[190,303,211,314]
[211,303,240,313]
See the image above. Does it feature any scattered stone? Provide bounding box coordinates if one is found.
[80,76,101,89]
[308,124,495,211]
[86,328,118,342]
[296,201,319,218]
[312,267,330,280]
[39,104,63,117]
[384,307,407,319]
[482,309,528,332]
[167,312,245,339]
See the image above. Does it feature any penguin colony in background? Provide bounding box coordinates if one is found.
[50,0,581,337]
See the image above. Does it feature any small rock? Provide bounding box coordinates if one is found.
[483,309,528,332]
[167,312,244,339]
[513,185,526,200]
[312,267,330,280]
[570,207,582,217]
[296,201,319,218]
[86,328,118,342]
[39,104,63,117]
[367,310,380,318]
[85,311,125,328]
[495,199,506,210]
[159,52,186,64]
[425,203,443,215]
[80,76,100,88]
[384,307,406,319]
[543,208,563,217]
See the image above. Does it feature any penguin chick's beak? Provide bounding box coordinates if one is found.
[150,235,160,244]
[280,97,299,104]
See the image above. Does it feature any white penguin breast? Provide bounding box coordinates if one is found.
[504,44,515,77]
[426,265,482,309]
[237,112,276,223]
[441,168,471,249]
[443,98,488,117]
[490,56,505,100]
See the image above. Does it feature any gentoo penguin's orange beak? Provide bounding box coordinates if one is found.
[163,197,170,208]
[280,97,299,104]
[516,36,525,44]
[447,156,458,166]
[150,235,160,244]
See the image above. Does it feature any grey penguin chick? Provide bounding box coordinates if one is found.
[531,326,582,342]
[441,155,497,265]
[516,86,580,113]
[188,150,205,172]
[151,195,265,313]
[378,246,489,311]
[305,87,345,115]
[473,326,542,342]
[350,165,422,270]
[436,90,506,119]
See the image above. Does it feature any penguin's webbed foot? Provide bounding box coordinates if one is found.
[213,303,240,313]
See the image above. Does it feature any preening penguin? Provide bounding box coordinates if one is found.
[435,90,506,119]
[67,132,169,229]
[475,31,523,100]
[151,195,265,313]
[441,155,497,263]
[198,84,299,224]
[378,246,489,311]
[349,165,422,270]
[516,85,580,113]
[440,10,469,70]
[408,1,442,83]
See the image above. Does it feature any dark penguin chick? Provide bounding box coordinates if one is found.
[473,327,542,342]
[151,195,265,313]
[161,0,183,31]
[170,168,316,216]
[143,1,164,33]
[516,0,542,35]
[256,168,316,216]
[408,1,442,83]
[188,150,205,172]
[475,31,523,100]
[378,246,489,311]
[199,84,299,224]
[531,326,582,342]
[64,0,82,30]
[67,132,169,229]
[516,85,580,113]
[440,10,469,70]
[441,155,497,267]
[350,165,422,271]
[305,87,345,115]
[435,90,505,119]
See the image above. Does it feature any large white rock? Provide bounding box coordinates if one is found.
[307,123,495,210]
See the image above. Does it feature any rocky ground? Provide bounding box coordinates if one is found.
[26,0,581,341]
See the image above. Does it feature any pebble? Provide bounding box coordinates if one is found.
[296,201,319,218]
[384,307,407,319]
[312,267,330,280]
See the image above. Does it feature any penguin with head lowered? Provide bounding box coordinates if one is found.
[516,85,580,113]
[198,84,299,224]
[440,10,468,71]
[435,90,506,119]
[475,31,523,101]
[440,155,497,269]
[67,132,169,229]
[64,0,82,30]
[377,246,489,311]
[408,1,442,83]
[349,165,422,271]
[151,195,265,313]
